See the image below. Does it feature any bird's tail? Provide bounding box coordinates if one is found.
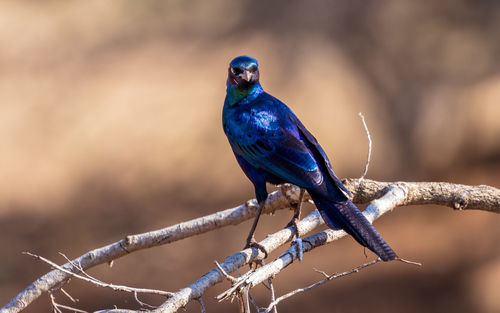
[310,192,397,261]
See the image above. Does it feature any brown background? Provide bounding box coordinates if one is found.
[1,1,499,312]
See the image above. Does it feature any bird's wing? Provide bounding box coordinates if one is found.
[230,123,324,189]
[290,114,352,198]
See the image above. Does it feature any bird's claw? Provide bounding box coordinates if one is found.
[285,218,305,262]
[244,237,268,259]
[278,237,309,262]
[292,237,303,262]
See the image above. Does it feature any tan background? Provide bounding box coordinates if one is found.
[1,1,499,312]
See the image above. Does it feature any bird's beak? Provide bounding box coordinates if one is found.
[241,70,252,82]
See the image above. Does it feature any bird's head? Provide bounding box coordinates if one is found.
[227,55,260,89]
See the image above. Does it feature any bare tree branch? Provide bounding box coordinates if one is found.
[23,252,173,298]
[261,258,381,313]
[344,179,500,213]
[2,179,498,313]
[216,185,407,303]
[151,209,325,313]
[0,188,298,313]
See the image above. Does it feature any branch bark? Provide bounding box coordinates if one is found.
[216,185,407,303]
[1,179,498,313]
[0,188,298,313]
[344,179,500,212]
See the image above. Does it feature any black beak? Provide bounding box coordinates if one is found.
[240,70,252,82]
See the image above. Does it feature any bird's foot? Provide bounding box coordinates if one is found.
[244,236,268,259]
[285,217,306,262]
[278,238,311,262]
[292,237,303,262]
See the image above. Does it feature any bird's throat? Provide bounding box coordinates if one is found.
[226,82,263,106]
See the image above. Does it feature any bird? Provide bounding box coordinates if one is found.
[222,55,397,261]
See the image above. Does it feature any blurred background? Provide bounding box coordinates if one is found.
[1,1,499,312]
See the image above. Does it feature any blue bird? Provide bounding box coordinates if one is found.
[222,55,397,261]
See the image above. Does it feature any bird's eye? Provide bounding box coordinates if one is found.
[231,67,243,75]
[249,65,258,72]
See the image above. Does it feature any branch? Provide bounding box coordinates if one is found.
[0,187,298,313]
[148,209,325,313]
[2,179,498,313]
[217,185,407,302]
[24,252,172,298]
[262,258,381,313]
[344,179,500,213]
[152,180,498,313]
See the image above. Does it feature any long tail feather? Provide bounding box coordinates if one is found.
[310,192,397,261]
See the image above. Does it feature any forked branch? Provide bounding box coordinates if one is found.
[1,180,498,313]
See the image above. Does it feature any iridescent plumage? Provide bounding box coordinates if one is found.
[223,55,396,261]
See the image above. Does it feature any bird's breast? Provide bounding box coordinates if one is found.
[224,107,283,145]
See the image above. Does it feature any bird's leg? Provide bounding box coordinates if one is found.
[285,188,305,238]
[244,201,268,258]
[284,188,305,261]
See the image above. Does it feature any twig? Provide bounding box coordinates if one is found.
[61,253,161,309]
[24,252,173,298]
[134,292,157,310]
[49,294,62,313]
[49,293,88,313]
[267,278,277,313]
[396,258,422,266]
[358,112,372,180]
[217,270,256,303]
[261,259,381,313]
[60,288,78,303]
[242,287,250,313]
[215,261,237,283]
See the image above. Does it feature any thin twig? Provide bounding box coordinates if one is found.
[267,278,277,313]
[242,287,250,313]
[396,257,422,266]
[216,270,256,302]
[49,293,88,313]
[24,252,173,298]
[215,261,237,283]
[237,294,245,313]
[62,253,162,309]
[60,288,78,303]
[134,291,157,309]
[49,294,62,313]
[262,259,381,313]
[358,112,372,180]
